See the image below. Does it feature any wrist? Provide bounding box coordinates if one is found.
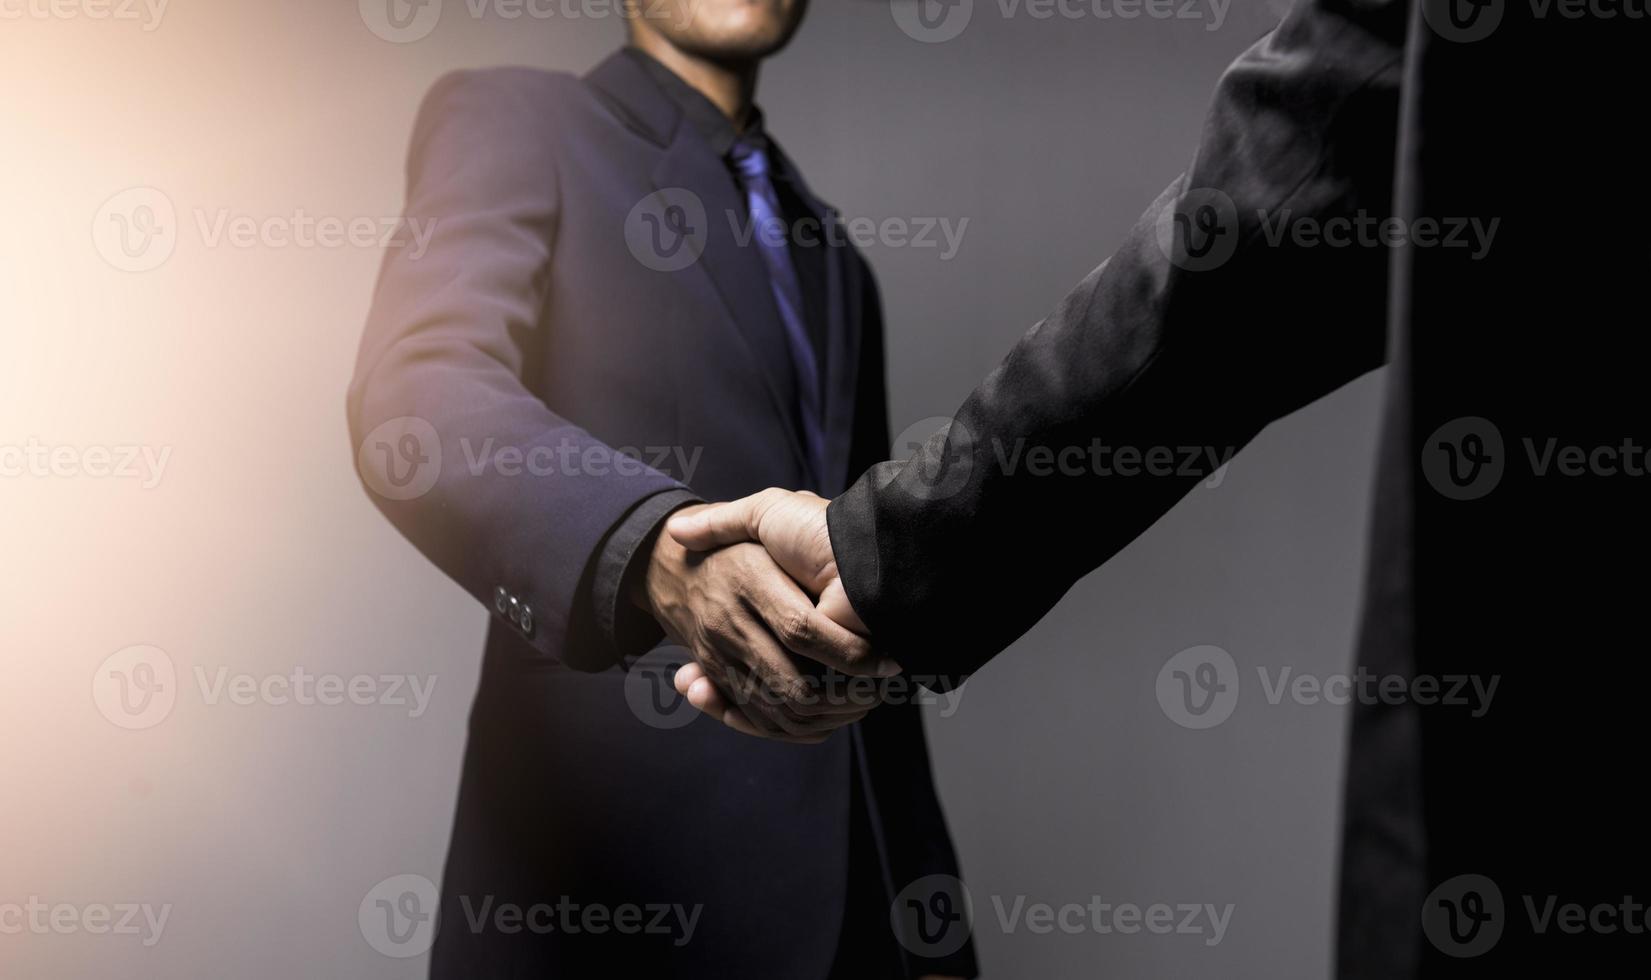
[631,526,684,621]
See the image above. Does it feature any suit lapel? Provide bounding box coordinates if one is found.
[587,53,810,478]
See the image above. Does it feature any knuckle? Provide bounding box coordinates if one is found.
[775,608,816,649]
[701,608,737,641]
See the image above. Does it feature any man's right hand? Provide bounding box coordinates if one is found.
[666,489,865,633]
[635,503,894,744]
[663,491,885,736]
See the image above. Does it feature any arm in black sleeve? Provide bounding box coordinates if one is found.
[828,0,1410,685]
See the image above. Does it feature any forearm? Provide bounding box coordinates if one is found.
[348,70,688,669]
[830,0,1408,683]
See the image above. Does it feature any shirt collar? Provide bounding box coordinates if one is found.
[622,46,765,159]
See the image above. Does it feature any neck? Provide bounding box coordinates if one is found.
[631,35,759,131]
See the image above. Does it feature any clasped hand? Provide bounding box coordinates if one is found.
[634,489,879,743]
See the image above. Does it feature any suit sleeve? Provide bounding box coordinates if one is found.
[347,70,686,671]
[827,0,1410,686]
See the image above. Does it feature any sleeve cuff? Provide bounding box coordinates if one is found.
[591,488,703,668]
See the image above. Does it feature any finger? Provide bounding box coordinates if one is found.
[782,675,886,718]
[686,675,829,745]
[706,621,872,734]
[711,626,847,739]
[818,578,870,637]
[673,660,706,698]
[703,653,796,740]
[666,489,783,551]
[741,570,896,678]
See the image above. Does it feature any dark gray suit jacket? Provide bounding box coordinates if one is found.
[826,1,1649,975]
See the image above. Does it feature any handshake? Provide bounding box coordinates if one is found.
[633,488,894,744]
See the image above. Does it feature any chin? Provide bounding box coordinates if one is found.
[664,0,806,63]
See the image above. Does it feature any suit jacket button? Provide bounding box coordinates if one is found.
[494,586,509,614]
[519,604,535,637]
[507,596,522,625]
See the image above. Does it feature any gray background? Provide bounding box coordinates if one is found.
[0,1,1384,976]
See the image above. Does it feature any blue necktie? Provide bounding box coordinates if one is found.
[728,135,827,487]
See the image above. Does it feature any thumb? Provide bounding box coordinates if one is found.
[666,494,765,551]
[817,576,869,637]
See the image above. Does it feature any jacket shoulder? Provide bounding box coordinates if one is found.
[428,66,581,100]
[407,66,591,171]
[417,66,584,122]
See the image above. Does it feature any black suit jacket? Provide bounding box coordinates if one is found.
[826,1,1648,975]
[349,52,973,978]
